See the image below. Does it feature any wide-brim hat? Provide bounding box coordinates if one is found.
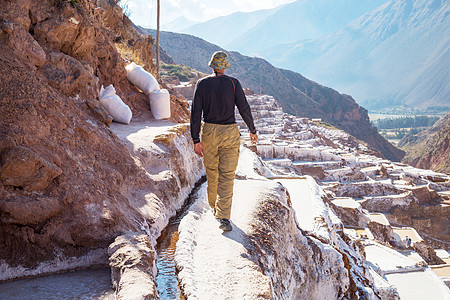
[209,51,231,70]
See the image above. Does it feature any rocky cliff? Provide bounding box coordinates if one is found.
[399,112,450,174]
[142,28,405,162]
[0,0,193,276]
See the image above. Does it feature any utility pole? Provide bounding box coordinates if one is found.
[156,0,160,79]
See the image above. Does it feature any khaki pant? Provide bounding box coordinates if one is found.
[202,123,240,220]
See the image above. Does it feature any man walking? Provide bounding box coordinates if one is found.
[190,51,257,231]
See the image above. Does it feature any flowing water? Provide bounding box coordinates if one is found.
[156,177,205,300]
[0,267,114,300]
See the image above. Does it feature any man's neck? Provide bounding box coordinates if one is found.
[214,69,225,76]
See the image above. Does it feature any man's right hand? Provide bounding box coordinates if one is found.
[250,132,258,145]
[194,142,203,157]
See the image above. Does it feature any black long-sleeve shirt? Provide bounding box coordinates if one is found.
[190,74,256,144]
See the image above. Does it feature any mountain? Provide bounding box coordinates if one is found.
[399,113,450,173]
[262,0,450,111]
[143,28,405,162]
[180,0,386,54]
[162,16,198,32]
[226,0,387,55]
[181,9,274,48]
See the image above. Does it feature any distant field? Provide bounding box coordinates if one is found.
[369,114,443,145]
[368,113,408,121]
[378,127,428,145]
[368,113,444,122]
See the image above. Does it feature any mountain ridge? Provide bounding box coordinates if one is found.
[177,0,386,54]
[226,0,387,55]
[181,9,274,48]
[162,16,199,32]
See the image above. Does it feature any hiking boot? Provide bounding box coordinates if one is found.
[219,218,232,231]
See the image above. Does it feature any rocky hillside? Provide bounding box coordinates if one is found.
[142,28,404,162]
[399,113,450,173]
[0,0,191,271]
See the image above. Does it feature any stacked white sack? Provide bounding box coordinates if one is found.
[99,85,132,124]
[149,89,171,119]
[125,62,160,95]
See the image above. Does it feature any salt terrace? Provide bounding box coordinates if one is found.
[237,94,450,296]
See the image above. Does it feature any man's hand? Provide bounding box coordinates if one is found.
[250,132,258,145]
[194,142,203,157]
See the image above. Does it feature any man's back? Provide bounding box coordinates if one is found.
[191,74,254,144]
[195,74,238,125]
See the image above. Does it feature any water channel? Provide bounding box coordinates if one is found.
[155,177,205,300]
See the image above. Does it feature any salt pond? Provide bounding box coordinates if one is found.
[0,268,114,300]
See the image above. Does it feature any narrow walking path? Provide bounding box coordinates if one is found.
[176,180,274,299]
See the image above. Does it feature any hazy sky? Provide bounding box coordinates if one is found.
[125,0,296,28]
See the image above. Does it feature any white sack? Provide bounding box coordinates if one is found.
[125,62,160,95]
[149,89,171,120]
[99,85,132,124]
